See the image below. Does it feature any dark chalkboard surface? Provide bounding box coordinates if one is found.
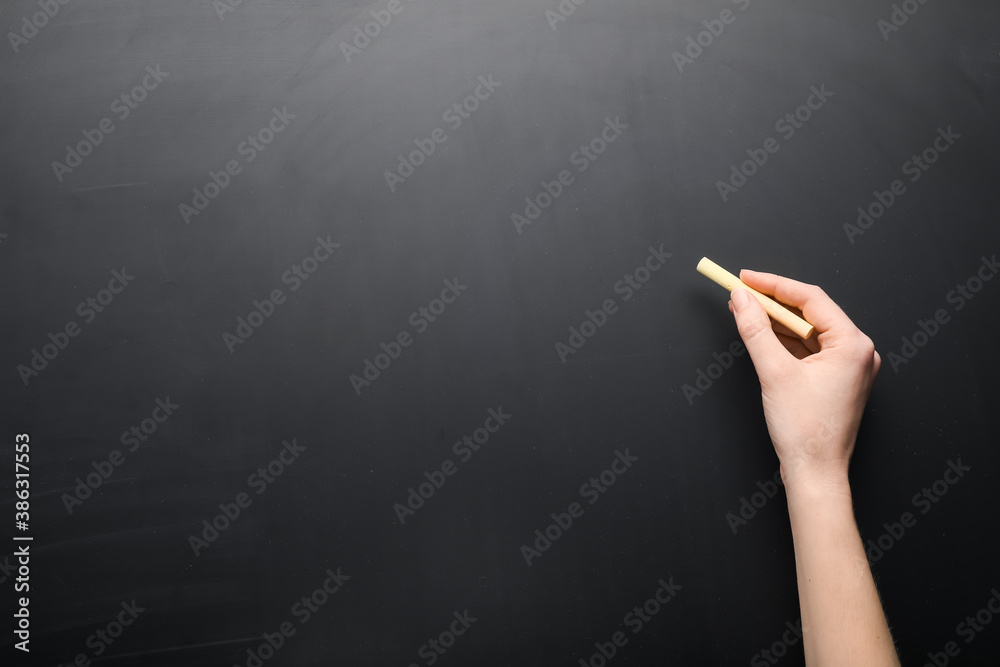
[2,0,999,665]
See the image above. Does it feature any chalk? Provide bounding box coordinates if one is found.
[696,257,815,339]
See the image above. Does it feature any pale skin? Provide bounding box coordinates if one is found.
[727,269,901,667]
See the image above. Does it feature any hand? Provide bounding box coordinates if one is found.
[727,270,880,492]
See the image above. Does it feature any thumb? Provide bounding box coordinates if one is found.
[731,288,792,380]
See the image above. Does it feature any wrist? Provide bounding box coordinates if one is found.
[780,462,852,502]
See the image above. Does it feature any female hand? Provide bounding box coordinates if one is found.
[728,270,880,493]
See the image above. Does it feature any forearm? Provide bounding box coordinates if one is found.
[785,478,901,667]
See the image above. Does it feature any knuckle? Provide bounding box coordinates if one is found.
[806,284,827,300]
[848,332,879,372]
[856,333,876,357]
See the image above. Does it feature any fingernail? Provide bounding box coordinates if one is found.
[732,289,750,312]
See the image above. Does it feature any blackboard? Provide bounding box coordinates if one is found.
[2,0,999,665]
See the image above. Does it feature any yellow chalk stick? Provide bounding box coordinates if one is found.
[697,257,815,339]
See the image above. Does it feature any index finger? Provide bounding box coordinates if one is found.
[738,269,856,336]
